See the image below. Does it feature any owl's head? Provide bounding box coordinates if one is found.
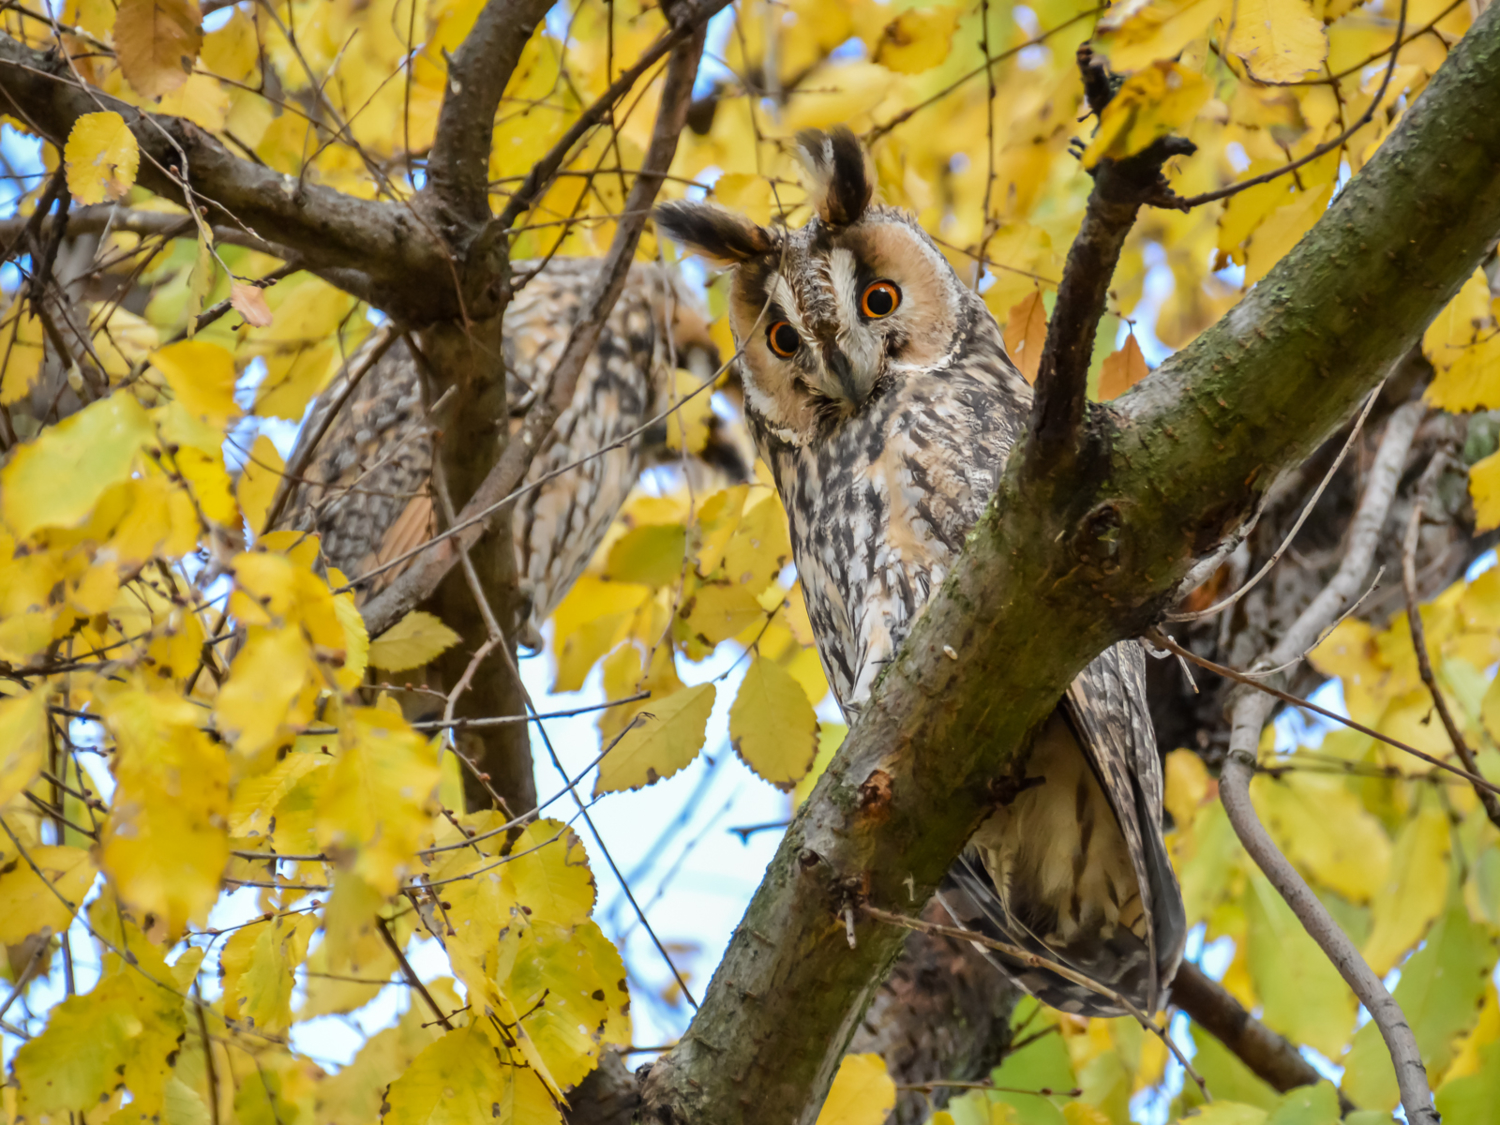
[656,129,1001,446]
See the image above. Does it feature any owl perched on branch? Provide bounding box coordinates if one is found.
[277,257,744,644]
[657,129,1185,1017]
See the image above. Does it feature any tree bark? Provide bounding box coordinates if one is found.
[637,8,1500,1121]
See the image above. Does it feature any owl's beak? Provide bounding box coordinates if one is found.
[823,344,871,406]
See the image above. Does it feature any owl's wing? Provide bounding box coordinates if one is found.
[276,259,733,640]
[1061,642,1187,1008]
[945,642,1185,1019]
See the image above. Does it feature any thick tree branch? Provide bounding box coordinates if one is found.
[636,7,1500,1121]
[424,0,556,228]
[0,36,479,323]
[358,27,708,638]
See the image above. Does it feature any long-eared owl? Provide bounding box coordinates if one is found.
[277,257,747,644]
[656,129,1185,1017]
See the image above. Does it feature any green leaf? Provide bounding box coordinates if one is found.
[0,393,153,538]
[593,682,715,794]
[1265,1081,1341,1125]
[368,610,463,672]
[1436,1040,1500,1125]
[1341,897,1497,1110]
[1362,803,1452,974]
[1244,871,1356,1057]
[603,522,688,587]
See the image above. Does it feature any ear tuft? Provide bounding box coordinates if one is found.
[654,200,774,268]
[795,127,873,227]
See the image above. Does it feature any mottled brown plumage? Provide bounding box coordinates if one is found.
[278,257,732,643]
[656,129,1185,1017]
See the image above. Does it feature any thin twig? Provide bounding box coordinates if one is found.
[376,915,455,1031]
[1205,398,1437,1124]
[1401,476,1500,827]
[1169,380,1385,622]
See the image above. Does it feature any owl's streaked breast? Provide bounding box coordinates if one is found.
[758,355,1028,712]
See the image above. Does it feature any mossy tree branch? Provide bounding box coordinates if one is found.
[637,7,1500,1122]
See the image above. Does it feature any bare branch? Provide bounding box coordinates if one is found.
[0,36,461,322]
[491,0,734,232]
[1401,468,1500,828]
[1216,400,1436,1125]
[1027,48,1195,466]
[425,0,557,227]
[359,25,709,637]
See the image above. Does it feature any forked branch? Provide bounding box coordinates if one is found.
[1027,47,1194,466]
[358,26,709,637]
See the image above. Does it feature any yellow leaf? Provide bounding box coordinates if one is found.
[228,750,327,837]
[0,300,46,405]
[1098,333,1150,400]
[693,484,748,575]
[604,522,688,587]
[200,6,257,82]
[64,111,139,205]
[1097,0,1222,72]
[681,581,765,648]
[315,707,439,894]
[1426,331,1500,413]
[1083,61,1209,169]
[1423,270,1493,371]
[0,392,153,538]
[731,656,819,789]
[13,970,182,1122]
[509,819,597,927]
[215,625,313,754]
[1363,804,1451,975]
[722,493,793,595]
[237,433,284,536]
[1229,0,1328,83]
[594,682,715,794]
[0,845,95,944]
[114,0,203,99]
[780,62,893,133]
[714,172,774,226]
[220,913,317,1033]
[101,687,229,934]
[1243,185,1333,288]
[1474,449,1500,534]
[816,1053,897,1125]
[509,919,611,1090]
[1250,769,1392,902]
[1003,292,1048,385]
[666,367,715,454]
[0,688,48,812]
[369,609,462,672]
[381,1023,510,1125]
[873,5,960,74]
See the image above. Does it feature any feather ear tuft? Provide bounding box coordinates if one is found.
[795,127,873,227]
[654,200,774,268]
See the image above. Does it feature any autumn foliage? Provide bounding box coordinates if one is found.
[0,0,1498,1123]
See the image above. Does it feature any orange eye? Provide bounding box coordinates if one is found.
[861,280,901,319]
[767,321,801,358]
